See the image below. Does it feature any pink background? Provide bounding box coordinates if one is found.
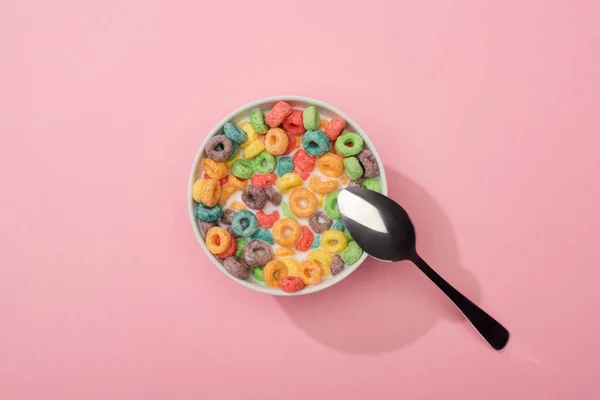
[1,1,599,399]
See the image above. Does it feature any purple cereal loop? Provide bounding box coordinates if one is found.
[242,240,273,267]
[223,256,251,279]
[357,150,379,178]
[200,220,217,234]
[308,211,333,234]
[330,255,344,275]
[264,186,282,206]
[219,209,237,225]
[205,135,234,162]
[348,178,364,188]
[241,185,267,210]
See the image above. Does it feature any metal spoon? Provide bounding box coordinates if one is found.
[338,187,509,350]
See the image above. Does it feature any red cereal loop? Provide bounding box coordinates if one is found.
[282,133,296,155]
[280,276,305,293]
[295,225,314,251]
[256,210,280,229]
[216,231,237,259]
[324,116,347,141]
[251,173,277,188]
[292,149,316,180]
[282,109,306,135]
[293,149,316,172]
[265,101,293,128]
[293,166,310,180]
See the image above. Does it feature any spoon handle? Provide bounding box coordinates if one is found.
[410,252,509,350]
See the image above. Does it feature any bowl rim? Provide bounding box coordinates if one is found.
[188,95,388,296]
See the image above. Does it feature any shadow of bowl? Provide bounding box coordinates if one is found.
[275,166,482,354]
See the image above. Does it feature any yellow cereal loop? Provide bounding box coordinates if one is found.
[219,185,236,207]
[316,193,324,206]
[225,151,240,169]
[307,249,333,276]
[243,139,265,159]
[230,200,247,211]
[275,172,303,194]
[192,179,205,203]
[321,230,348,254]
[279,257,300,277]
[274,247,295,257]
[238,121,258,148]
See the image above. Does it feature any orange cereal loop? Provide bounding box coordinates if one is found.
[227,174,249,190]
[219,185,236,207]
[205,227,231,255]
[308,176,339,195]
[289,188,318,218]
[274,247,295,257]
[204,158,227,179]
[319,119,329,133]
[298,259,322,285]
[263,260,289,288]
[295,136,302,148]
[265,128,289,155]
[230,200,247,211]
[317,152,344,178]
[340,175,349,184]
[272,218,302,247]
[199,178,221,207]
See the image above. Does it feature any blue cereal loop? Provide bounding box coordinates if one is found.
[332,221,345,231]
[195,203,222,222]
[223,122,247,144]
[251,228,274,245]
[231,210,259,237]
[277,156,294,176]
[311,235,321,249]
[302,130,330,156]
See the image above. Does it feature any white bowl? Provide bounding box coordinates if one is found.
[188,95,388,296]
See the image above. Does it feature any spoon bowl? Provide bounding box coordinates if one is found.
[338,187,510,350]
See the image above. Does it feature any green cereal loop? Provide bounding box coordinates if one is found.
[235,238,249,258]
[282,202,295,219]
[250,108,268,134]
[303,105,319,130]
[362,178,381,193]
[340,241,363,264]
[252,151,276,174]
[335,132,364,157]
[324,191,341,220]
[252,267,264,282]
[343,157,363,181]
[232,159,254,179]
[344,227,354,243]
